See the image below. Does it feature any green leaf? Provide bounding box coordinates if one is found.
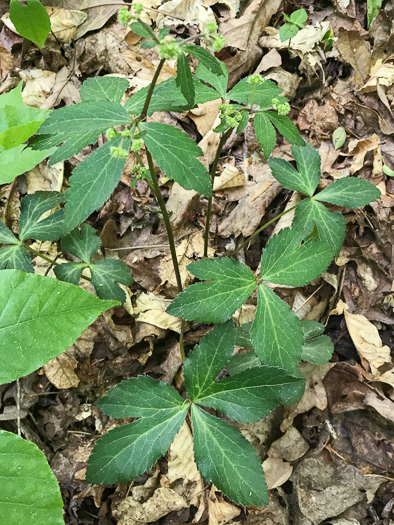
[227,78,282,108]
[236,110,249,133]
[260,228,333,287]
[0,144,56,184]
[158,27,170,40]
[191,404,267,506]
[64,138,129,231]
[266,112,305,146]
[0,245,33,273]
[60,224,100,263]
[182,44,224,76]
[195,61,228,99]
[227,351,261,375]
[367,0,382,27]
[129,20,152,38]
[176,52,195,105]
[234,322,253,349]
[80,77,129,103]
[9,0,51,47]
[19,191,65,242]
[140,39,156,49]
[141,122,211,196]
[290,8,308,25]
[53,262,85,285]
[0,430,64,525]
[279,23,299,42]
[167,258,256,323]
[254,112,276,159]
[251,284,303,371]
[0,270,117,385]
[49,130,102,165]
[90,258,132,302]
[98,375,184,418]
[300,320,334,365]
[293,198,346,256]
[0,82,24,108]
[314,177,381,208]
[86,406,188,484]
[195,366,305,423]
[0,220,19,244]
[0,104,49,149]
[37,101,132,136]
[184,321,235,401]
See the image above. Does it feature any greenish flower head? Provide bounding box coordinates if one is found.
[118,6,131,25]
[247,74,265,85]
[219,104,242,128]
[131,139,144,152]
[206,21,218,35]
[110,146,129,159]
[105,127,116,141]
[121,129,131,138]
[211,34,225,52]
[159,38,182,60]
[133,2,144,16]
[277,102,290,116]
[271,98,279,110]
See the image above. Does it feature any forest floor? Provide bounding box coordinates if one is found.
[0,0,393,524]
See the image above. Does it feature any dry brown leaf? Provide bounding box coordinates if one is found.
[208,487,241,525]
[361,58,394,92]
[346,133,381,174]
[157,0,215,30]
[213,164,245,191]
[121,50,175,89]
[188,99,221,137]
[43,353,79,389]
[133,292,182,333]
[20,69,56,108]
[363,392,394,423]
[41,66,81,109]
[26,160,64,192]
[262,457,293,489]
[255,48,282,73]
[336,28,371,89]
[0,43,12,79]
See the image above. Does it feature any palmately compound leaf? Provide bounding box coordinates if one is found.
[254,112,276,159]
[293,198,346,256]
[260,227,333,287]
[53,262,86,286]
[0,144,56,184]
[98,375,185,418]
[0,430,64,525]
[314,177,381,208]
[37,100,132,136]
[300,320,334,365]
[227,351,261,375]
[268,142,319,197]
[19,191,65,242]
[182,44,225,76]
[141,122,212,196]
[0,270,117,385]
[194,366,305,423]
[265,112,305,147]
[195,61,228,99]
[32,130,102,165]
[184,321,235,401]
[64,138,129,231]
[86,406,188,484]
[191,404,268,507]
[90,258,132,302]
[0,245,33,273]
[60,224,100,263]
[176,52,195,105]
[167,258,257,323]
[0,220,19,244]
[227,78,282,108]
[80,76,129,103]
[251,284,303,371]
[9,0,51,47]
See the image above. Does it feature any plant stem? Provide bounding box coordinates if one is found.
[232,205,297,255]
[136,17,160,44]
[138,59,165,120]
[146,150,185,362]
[203,129,232,257]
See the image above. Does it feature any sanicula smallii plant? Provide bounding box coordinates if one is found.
[0,1,381,515]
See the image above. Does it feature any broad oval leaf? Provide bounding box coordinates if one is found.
[167,258,256,323]
[87,407,188,484]
[314,177,381,208]
[80,77,129,103]
[9,0,51,47]
[191,405,268,507]
[0,144,56,184]
[0,270,117,385]
[0,430,64,525]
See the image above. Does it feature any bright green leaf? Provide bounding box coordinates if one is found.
[254,112,276,158]
[176,53,195,105]
[290,8,308,25]
[227,78,282,108]
[260,228,333,287]
[129,20,152,38]
[191,404,267,507]
[0,270,117,385]
[251,284,303,371]
[19,191,65,242]
[9,0,51,47]
[0,104,49,149]
[314,177,381,208]
[266,112,305,147]
[0,430,64,525]
[141,122,211,196]
[279,23,299,42]
[367,0,382,27]
[195,61,228,99]
[166,258,256,323]
[86,407,188,484]
[90,258,132,302]
[80,77,129,103]
[0,144,56,184]
[98,375,185,418]
[184,321,235,401]
[182,44,224,76]
[291,143,321,195]
[0,245,33,273]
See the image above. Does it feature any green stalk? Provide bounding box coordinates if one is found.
[203,128,232,257]
[232,205,297,255]
[138,58,165,120]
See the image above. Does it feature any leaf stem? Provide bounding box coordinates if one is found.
[136,17,160,44]
[138,58,165,120]
[232,205,297,255]
[203,129,232,257]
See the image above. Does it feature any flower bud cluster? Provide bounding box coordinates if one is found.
[218,104,243,128]
[271,98,290,116]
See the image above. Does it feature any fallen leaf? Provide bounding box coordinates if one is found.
[208,487,241,525]
[188,99,222,137]
[157,0,215,31]
[0,42,12,79]
[26,160,64,193]
[346,134,380,174]
[255,48,282,73]
[133,292,182,333]
[20,69,56,108]
[262,456,293,489]
[336,28,371,89]
[41,66,81,109]
[363,391,394,423]
[43,352,79,389]
[213,164,245,191]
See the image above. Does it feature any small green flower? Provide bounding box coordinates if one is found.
[110,146,129,159]
[106,127,116,141]
[247,74,265,85]
[133,2,144,16]
[118,6,131,26]
[206,21,218,34]
[277,102,290,116]
[271,98,279,109]
[131,139,144,152]
[159,38,182,60]
[211,34,225,52]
